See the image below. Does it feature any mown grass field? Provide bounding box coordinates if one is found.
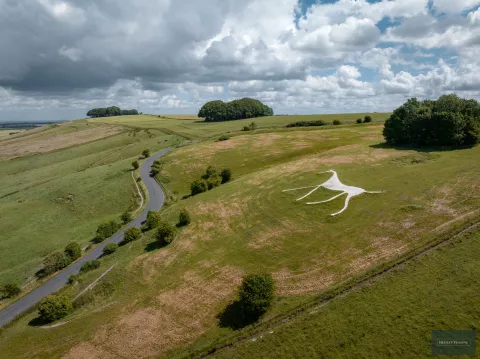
[0,113,478,359]
[0,123,183,287]
[210,228,480,359]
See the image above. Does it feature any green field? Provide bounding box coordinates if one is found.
[0,123,183,287]
[0,113,478,359]
[210,228,480,359]
[90,113,389,138]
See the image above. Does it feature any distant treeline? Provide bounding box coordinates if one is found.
[86,106,139,118]
[198,98,273,122]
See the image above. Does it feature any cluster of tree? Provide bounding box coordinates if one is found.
[383,94,480,146]
[42,242,82,277]
[198,98,273,122]
[190,166,232,196]
[86,107,139,118]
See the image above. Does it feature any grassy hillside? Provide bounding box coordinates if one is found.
[90,113,389,138]
[0,114,478,359]
[210,228,480,359]
[0,123,183,287]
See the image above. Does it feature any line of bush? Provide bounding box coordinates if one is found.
[86,107,138,118]
[286,120,327,127]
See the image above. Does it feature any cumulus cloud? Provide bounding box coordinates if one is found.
[0,0,479,121]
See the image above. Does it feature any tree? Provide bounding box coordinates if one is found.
[142,149,150,158]
[43,251,71,275]
[123,227,141,243]
[238,274,275,320]
[249,122,257,130]
[333,120,342,125]
[103,243,118,255]
[206,176,221,190]
[356,118,363,124]
[68,274,77,285]
[145,210,161,230]
[95,221,120,242]
[178,209,191,227]
[38,295,73,322]
[80,260,100,273]
[364,115,373,123]
[64,242,82,262]
[190,179,208,196]
[383,95,480,146]
[220,168,232,184]
[121,211,132,224]
[0,284,21,299]
[156,221,176,244]
[132,161,139,170]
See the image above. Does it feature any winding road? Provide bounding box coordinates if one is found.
[0,148,172,328]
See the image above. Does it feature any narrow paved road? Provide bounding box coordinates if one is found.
[0,148,172,328]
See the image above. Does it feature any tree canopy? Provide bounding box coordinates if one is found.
[86,107,139,118]
[383,94,480,146]
[198,98,273,122]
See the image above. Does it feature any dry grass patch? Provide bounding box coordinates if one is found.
[0,126,123,160]
[67,267,243,359]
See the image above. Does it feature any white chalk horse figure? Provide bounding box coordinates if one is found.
[283,170,384,216]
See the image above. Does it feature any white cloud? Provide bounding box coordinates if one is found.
[432,0,480,14]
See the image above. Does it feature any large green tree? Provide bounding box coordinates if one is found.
[383,94,480,146]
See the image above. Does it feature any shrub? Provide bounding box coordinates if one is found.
[286,120,327,128]
[123,227,141,243]
[190,179,208,196]
[121,211,132,224]
[332,119,342,125]
[156,221,176,245]
[145,210,161,230]
[72,291,94,309]
[363,115,373,123]
[43,251,71,275]
[218,135,230,141]
[142,149,150,158]
[220,168,232,184]
[206,176,221,190]
[249,122,258,130]
[0,284,21,299]
[67,274,77,285]
[103,243,118,255]
[178,209,191,227]
[203,165,217,179]
[132,160,139,170]
[243,125,251,131]
[64,242,82,262]
[38,295,73,322]
[95,220,120,242]
[150,168,160,177]
[383,95,480,146]
[238,274,275,321]
[80,260,100,273]
[356,118,363,124]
